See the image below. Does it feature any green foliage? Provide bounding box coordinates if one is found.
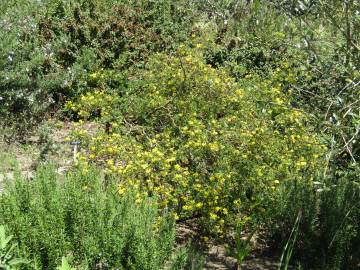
[0,225,28,270]
[317,168,360,269]
[202,0,360,166]
[0,0,197,132]
[0,165,175,269]
[56,257,76,270]
[264,169,360,269]
[278,211,301,270]
[203,0,293,78]
[169,243,205,270]
[228,223,255,268]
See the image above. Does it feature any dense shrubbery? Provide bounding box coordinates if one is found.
[1,0,359,269]
[66,46,325,235]
[204,0,360,166]
[0,0,196,132]
[0,165,175,269]
[265,167,360,269]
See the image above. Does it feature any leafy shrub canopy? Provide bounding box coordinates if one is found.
[67,45,325,234]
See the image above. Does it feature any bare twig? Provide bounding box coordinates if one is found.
[341,132,356,163]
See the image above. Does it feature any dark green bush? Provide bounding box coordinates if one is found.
[0,0,197,131]
[318,168,360,269]
[264,168,360,269]
[0,165,175,269]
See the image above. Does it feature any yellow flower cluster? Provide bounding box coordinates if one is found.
[67,46,326,235]
[65,90,119,124]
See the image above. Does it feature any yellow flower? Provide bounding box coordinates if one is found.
[233,199,241,207]
[174,174,183,180]
[196,202,203,208]
[209,143,219,152]
[201,236,209,242]
[135,198,142,204]
[296,161,307,167]
[210,213,218,220]
[107,159,114,166]
[173,213,179,220]
[183,205,193,211]
[274,97,283,105]
[118,186,126,195]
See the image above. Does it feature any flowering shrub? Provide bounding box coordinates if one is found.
[66,46,325,234]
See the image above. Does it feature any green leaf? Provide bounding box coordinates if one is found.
[56,257,76,270]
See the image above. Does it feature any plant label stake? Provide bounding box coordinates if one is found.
[70,141,81,162]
